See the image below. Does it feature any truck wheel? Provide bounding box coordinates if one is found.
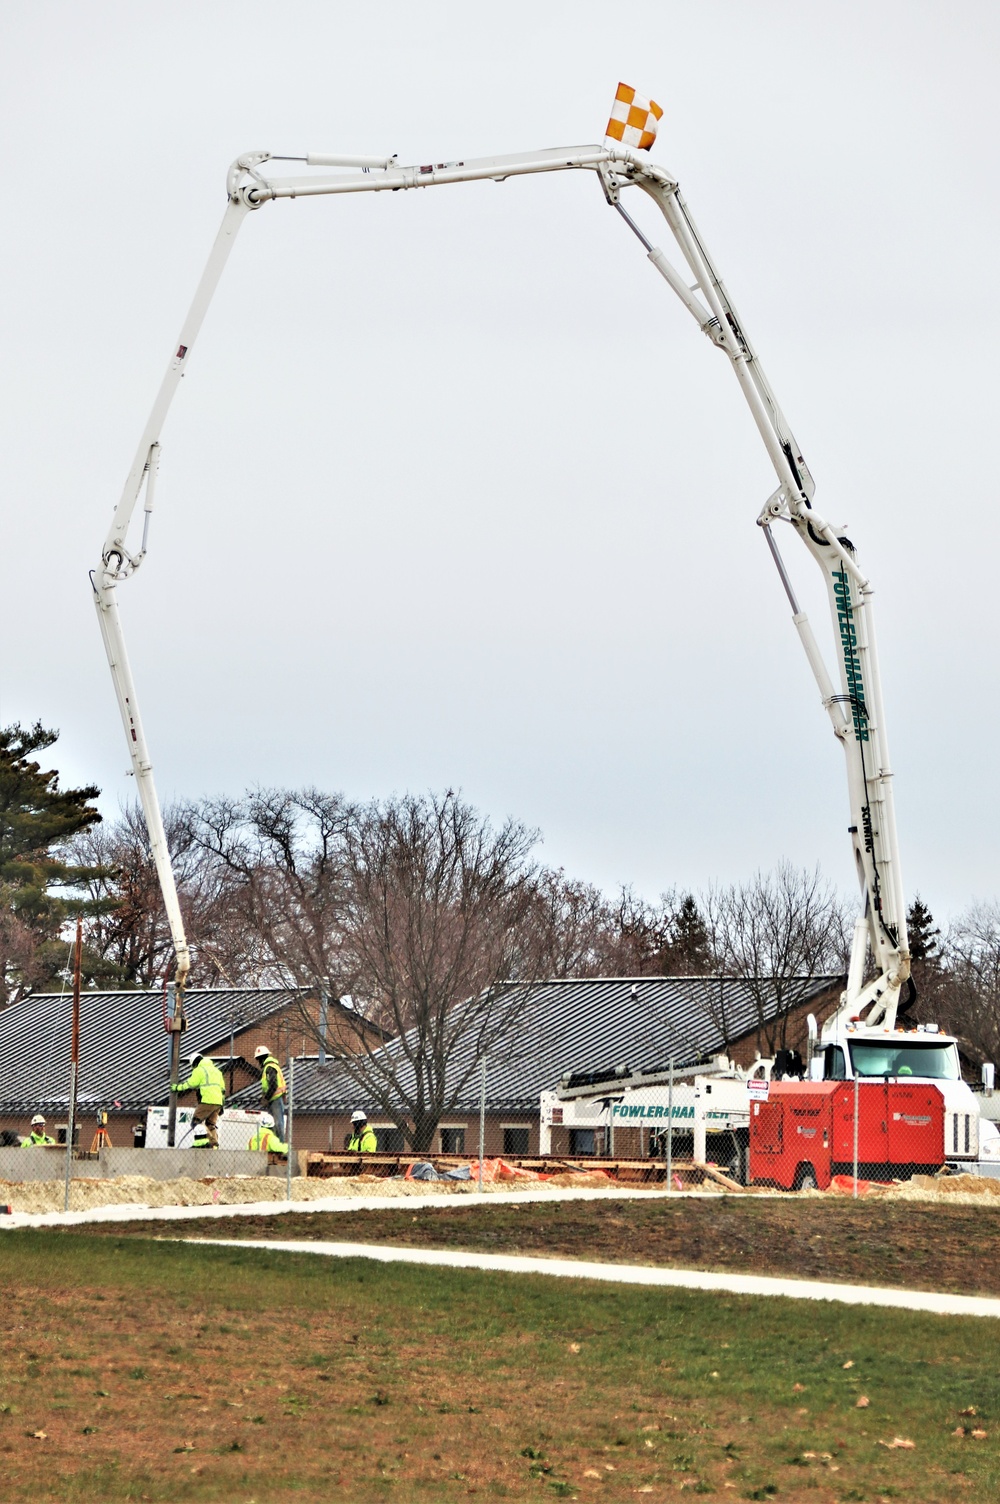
[795,1164,818,1191]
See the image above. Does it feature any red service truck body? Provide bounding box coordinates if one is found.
[749,1081,945,1190]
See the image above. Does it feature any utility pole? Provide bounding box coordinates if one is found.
[318,984,329,1067]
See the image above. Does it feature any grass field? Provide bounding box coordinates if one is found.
[1,1227,998,1502]
[69,1194,1000,1297]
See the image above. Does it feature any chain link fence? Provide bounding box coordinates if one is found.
[747,1078,977,1193]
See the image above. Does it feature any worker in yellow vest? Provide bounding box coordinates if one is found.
[21,1113,55,1147]
[253,1045,287,1139]
[248,1112,287,1157]
[348,1110,377,1152]
[171,1051,226,1147]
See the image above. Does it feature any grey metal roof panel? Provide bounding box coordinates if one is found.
[0,987,312,1116]
[251,974,843,1116]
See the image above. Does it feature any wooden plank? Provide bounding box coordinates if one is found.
[695,1160,748,1194]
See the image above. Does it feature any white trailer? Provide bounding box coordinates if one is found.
[144,1106,270,1151]
[540,1057,770,1181]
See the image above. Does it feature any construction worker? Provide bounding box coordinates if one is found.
[253,1044,287,1139]
[21,1113,55,1147]
[171,1051,226,1147]
[348,1110,377,1153]
[247,1112,287,1157]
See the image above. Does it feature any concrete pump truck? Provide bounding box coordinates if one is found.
[92,89,996,1166]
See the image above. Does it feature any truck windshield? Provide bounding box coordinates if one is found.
[849,1040,960,1080]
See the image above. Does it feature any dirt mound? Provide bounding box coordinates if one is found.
[546,1171,617,1188]
[0,1171,573,1216]
[895,1173,1000,1201]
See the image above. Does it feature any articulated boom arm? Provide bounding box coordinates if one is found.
[95,138,909,1021]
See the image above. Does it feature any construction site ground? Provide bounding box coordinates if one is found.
[55,1190,1000,1301]
[0,1172,602,1217]
[4,1155,1000,1217]
[1,1224,998,1504]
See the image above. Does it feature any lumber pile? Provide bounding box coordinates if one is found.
[300,1150,711,1185]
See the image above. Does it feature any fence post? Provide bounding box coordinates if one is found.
[286,1055,295,1202]
[667,1056,674,1191]
[64,917,82,1213]
[853,1072,859,1199]
[166,982,182,1148]
[478,1056,486,1193]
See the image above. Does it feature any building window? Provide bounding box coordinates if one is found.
[569,1128,597,1156]
[503,1126,530,1156]
[374,1126,405,1153]
[440,1127,466,1154]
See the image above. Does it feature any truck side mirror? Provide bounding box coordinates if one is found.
[983,1063,995,1096]
[809,1057,824,1082]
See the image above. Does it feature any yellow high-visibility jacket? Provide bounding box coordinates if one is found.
[174,1058,226,1105]
[259,1054,286,1103]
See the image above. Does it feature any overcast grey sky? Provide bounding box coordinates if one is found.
[1,0,997,922]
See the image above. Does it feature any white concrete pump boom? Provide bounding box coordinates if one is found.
[93,130,910,1023]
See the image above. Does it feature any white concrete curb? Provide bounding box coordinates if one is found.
[187,1235,1000,1320]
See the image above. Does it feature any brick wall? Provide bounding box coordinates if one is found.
[226,996,381,1067]
[287,1111,539,1157]
[724,986,842,1067]
[0,1110,148,1148]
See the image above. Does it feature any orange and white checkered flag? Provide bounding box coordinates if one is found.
[605,82,663,151]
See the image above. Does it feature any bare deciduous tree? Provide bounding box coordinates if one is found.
[325,791,548,1150]
[0,907,51,1003]
[705,862,851,1052]
[590,888,715,978]
[188,788,351,988]
[525,870,615,978]
[936,902,1000,1068]
[65,802,246,988]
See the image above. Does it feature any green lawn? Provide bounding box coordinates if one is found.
[78,1195,1000,1297]
[0,1229,996,1501]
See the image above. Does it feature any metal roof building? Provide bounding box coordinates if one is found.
[0,986,319,1116]
[252,974,844,1117]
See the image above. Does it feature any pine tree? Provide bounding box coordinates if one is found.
[0,722,105,1004]
[907,895,941,967]
[665,894,714,974]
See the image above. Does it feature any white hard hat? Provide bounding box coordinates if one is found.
[260,1112,274,1129]
[351,1110,367,1123]
[186,1051,202,1066]
[254,1045,270,1059]
[31,1113,45,1126]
